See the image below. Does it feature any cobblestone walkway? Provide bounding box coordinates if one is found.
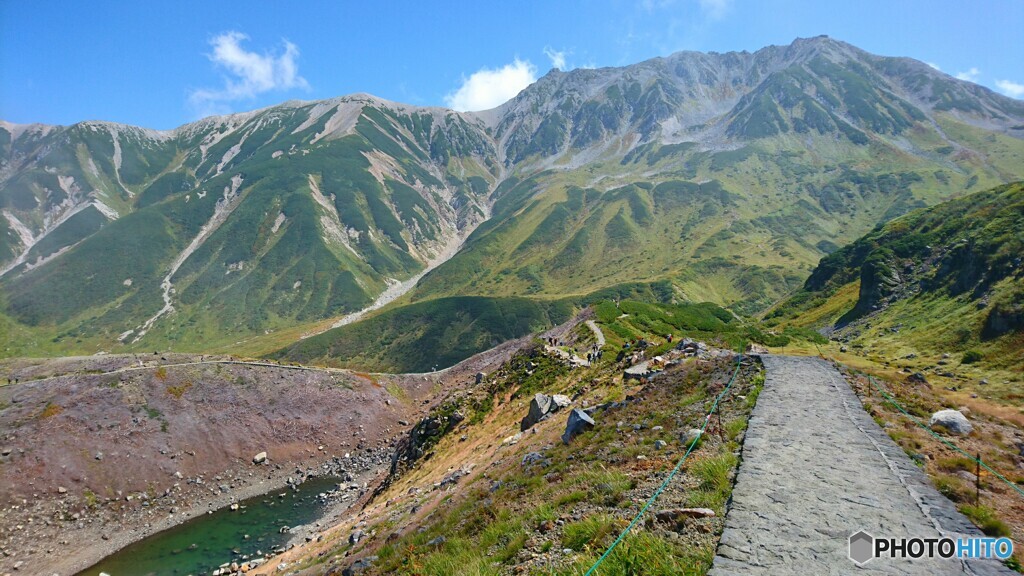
[709,355,1012,576]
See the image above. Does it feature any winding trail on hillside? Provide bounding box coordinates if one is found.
[710,355,1013,576]
[585,319,606,347]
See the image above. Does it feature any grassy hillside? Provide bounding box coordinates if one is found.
[270,296,576,372]
[262,302,767,576]
[407,124,1024,317]
[271,293,824,373]
[768,182,1024,395]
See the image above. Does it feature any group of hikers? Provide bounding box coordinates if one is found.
[546,330,679,367]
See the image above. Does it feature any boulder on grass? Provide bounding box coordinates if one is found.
[521,393,553,430]
[928,410,972,436]
[562,409,595,444]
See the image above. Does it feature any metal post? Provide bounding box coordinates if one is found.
[975,453,980,506]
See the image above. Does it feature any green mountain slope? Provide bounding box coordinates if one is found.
[0,98,498,354]
[407,38,1024,313]
[2,36,1024,360]
[768,182,1024,381]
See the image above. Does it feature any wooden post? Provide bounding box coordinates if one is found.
[975,453,981,507]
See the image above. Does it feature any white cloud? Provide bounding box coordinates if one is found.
[955,67,981,82]
[699,0,732,19]
[544,47,567,71]
[926,62,941,71]
[189,31,310,116]
[995,79,1024,99]
[444,58,537,112]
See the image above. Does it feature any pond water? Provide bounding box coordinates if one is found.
[78,475,342,576]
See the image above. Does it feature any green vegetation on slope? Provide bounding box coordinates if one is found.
[271,294,824,373]
[270,296,576,372]
[279,314,765,576]
[769,181,1024,378]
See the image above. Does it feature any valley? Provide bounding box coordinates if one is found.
[4,37,1024,363]
[0,33,1022,576]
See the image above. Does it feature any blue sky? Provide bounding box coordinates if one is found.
[2,0,1022,130]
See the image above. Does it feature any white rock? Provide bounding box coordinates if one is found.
[929,410,972,436]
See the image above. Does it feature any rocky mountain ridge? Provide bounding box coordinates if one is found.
[2,36,1024,359]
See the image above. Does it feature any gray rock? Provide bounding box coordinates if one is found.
[252,451,268,464]
[349,530,364,544]
[561,409,595,444]
[907,372,928,384]
[681,428,703,447]
[551,394,572,410]
[655,508,715,522]
[955,470,978,484]
[521,393,553,431]
[502,432,523,446]
[654,440,667,450]
[426,536,446,546]
[342,556,378,576]
[521,452,545,466]
[928,410,972,436]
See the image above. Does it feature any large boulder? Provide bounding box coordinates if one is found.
[252,451,268,464]
[929,410,973,436]
[551,394,572,410]
[562,409,595,444]
[521,393,553,430]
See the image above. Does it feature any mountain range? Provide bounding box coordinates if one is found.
[2,35,1023,362]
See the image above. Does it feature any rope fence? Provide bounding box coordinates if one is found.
[583,353,745,576]
[814,344,1024,500]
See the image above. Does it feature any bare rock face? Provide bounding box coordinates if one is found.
[928,410,973,436]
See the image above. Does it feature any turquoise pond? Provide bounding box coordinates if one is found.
[78,475,342,576]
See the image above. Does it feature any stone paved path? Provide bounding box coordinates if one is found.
[709,355,1013,576]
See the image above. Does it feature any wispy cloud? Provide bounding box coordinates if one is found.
[995,79,1024,99]
[955,67,981,82]
[925,62,941,71]
[698,0,733,19]
[444,58,537,112]
[189,31,310,117]
[544,47,567,71]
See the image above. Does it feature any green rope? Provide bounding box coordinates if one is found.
[816,344,1024,500]
[583,354,744,576]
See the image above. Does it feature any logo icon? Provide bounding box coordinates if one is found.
[849,530,874,566]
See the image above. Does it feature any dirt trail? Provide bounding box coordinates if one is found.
[585,319,606,347]
[711,355,1013,576]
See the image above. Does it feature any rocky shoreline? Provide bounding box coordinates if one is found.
[2,447,392,576]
